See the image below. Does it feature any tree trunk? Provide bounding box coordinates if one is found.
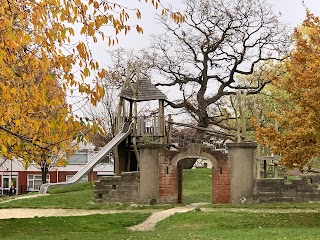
[41,163,48,184]
[197,112,210,141]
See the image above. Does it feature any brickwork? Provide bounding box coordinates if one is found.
[254,174,320,202]
[94,171,140,203]
[158,163,178,203]
[212,158,230,203]
[158,146,231,204]
[93,146,231,204]
[158,148,179,203]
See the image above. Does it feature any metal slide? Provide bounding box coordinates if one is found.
[39,122,131,194]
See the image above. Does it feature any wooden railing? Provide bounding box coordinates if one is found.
[256,156,281,179]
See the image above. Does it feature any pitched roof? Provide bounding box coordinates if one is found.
[119,77,166,102]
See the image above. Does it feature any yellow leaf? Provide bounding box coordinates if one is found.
[10,88,17,94]
[1,145,7,154]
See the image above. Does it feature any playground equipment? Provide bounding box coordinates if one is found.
[113,70,168,175]
[40,69,236,204]
[41,68,320,203]
[39,69,170,195]
[39,122,131,194]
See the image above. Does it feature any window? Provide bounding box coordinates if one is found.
[28,174,50,191]
[2,177,9,189]
[1,176,17,195]
[68,153,88,165]
[66,175,88,183]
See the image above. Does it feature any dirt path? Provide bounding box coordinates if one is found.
[0,208,158,219]
[0,194,160,219]
[0,206,318,222]
[0,196,203,232]
[0,194,46,204]
[128,205,196,231]
[1,196,320,232]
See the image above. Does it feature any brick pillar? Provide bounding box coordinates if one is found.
[177,163,183,203]
[212,158,230,204]
[158,149,179,203]
[159,163,178,203]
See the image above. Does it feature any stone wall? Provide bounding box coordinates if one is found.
[254,174,320,202]
[94,171,139,203]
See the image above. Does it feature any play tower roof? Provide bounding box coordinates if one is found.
[119,77,166,102]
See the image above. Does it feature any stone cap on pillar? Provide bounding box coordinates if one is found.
[226,141,258,149]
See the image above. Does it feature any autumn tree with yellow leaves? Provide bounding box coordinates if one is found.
[0,0,183,181]
[255,12,320,169]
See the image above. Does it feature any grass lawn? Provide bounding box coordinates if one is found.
[0,182,172,210]
[150,210,320,240]
[3,169,320,239]
[0,168,212,209]
[183,168,212,204]
[210,201,320,209]
[0,213,150,240]
[1,210,320,239]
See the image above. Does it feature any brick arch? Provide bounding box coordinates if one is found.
[158,145,230,204]
[171,151,218,169]
[173,152,217,204]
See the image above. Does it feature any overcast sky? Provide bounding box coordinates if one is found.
[80,0,320,80]
[271,0,320,26]
[77,0,320,118]
[93,0,320,66]
[120,0,320,46]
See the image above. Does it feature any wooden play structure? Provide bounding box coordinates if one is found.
[94,70,232,204]
[113,70,168,175]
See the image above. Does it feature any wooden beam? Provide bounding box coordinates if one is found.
[166,121,235,137]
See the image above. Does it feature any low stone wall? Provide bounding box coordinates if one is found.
[94,171,140,203]
[254,174,320,202]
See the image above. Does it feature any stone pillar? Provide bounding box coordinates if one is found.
[226,142,257,204]
[139,146,160,203]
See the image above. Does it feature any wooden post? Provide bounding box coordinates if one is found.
[167,114,173,144]
[263,160,267,178]
[237,90,247,141]
[313,157,318,169]
[132,99,140,165]
[230,95,240,142]
[159,100,165,143]
[253,100,261,179]
[129,101,133,123]
[114,97,124,176]
[274,163,278,178]
[256,146,261,179]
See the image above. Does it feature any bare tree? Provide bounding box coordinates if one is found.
[144,0,291,130]
[83,81,120,148]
